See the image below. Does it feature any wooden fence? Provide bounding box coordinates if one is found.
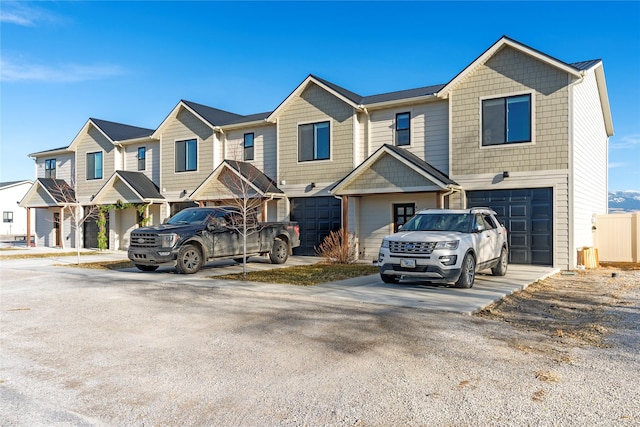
[594,212,640,263]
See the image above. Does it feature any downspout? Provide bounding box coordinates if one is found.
[440,185,462,209]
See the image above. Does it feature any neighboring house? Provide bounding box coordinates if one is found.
[0,180,34,240]
[20,36,613,270]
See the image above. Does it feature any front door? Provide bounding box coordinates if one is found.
[53,212,61,247]
[393,203,415,232]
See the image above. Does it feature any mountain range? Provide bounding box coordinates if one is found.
[609,190,640,212]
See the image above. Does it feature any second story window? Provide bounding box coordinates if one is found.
[396,112,410,146]
[86,151,103,180]
[482,94,532,146]
[137,147,146,171]
[45,159,56,178]
[298,121,330,162]
[175,139,197,172]
[244,133,254,161]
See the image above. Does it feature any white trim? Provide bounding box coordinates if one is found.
[85,150,105,182]
[295,119,333,164]
[173,137,200,175]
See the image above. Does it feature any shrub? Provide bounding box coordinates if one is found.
[315,229,357,264]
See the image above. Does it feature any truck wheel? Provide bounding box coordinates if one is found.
[380,274,399,284]
[269,239,288,264]
[454,253,475,288]
[491,247,508,276]
[176,244,203,274]
[135,264,159,272]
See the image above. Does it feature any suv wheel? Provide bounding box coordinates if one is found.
[135,264,159,272]
[491,247,508,276]
[454,253,475,288]
[176,244,203,274]
[380,274,400,284]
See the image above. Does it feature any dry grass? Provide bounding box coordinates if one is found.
[59,260,135,270]
[0,251,101,260]
[214,263,379,286]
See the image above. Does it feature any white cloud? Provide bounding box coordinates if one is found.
[608,162,627,169]
[0,59,126,83]
[0,2,61,26]
[610,134,640,150]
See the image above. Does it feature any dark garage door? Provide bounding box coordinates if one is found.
[467,188,553,265]
[291,197,342,256]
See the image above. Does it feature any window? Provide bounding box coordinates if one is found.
[393,203,415,232]
[3,211,13,223]
[175,139,197,172]
[45,159,56,179]
[298,121,330,162]
[482,94,532,146]
[244,133,254,161]
[137,147,146,171]
[86,151,103,180]
[396,112,410,146]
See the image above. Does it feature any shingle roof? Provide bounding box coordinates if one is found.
[223,160,284,194]
[37,178,76,203]
[182,100,246,127]
[116,171,164,200]
[0,180,31,189]
[362,84,446,104]
[90,118,154,141]
[570,59,602,71]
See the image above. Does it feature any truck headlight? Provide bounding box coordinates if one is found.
[435,240,459,250]
[159,233,179,248]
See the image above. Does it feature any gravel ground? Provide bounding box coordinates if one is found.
[1,261,639,426]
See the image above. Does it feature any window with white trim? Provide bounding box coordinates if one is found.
[298,121,330,162]
[175,139,197,172]
[396,112,410,146]
[86,151,103,180]
[244,133,254,161]
[137,147,146,171]
[45,159,56,179]
[482,94,532,146]
[3,211,13,223]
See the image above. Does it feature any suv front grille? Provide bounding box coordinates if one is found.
[130,233,158,248]
[389,241,436,255]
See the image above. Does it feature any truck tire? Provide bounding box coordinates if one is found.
[176,244,203,274]
[269,239,288,264]
[491,247,508,276]
[135,264,159,272]
[454,253,475,288]
[380,273,400,284]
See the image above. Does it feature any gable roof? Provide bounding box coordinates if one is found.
[91,170,164,204]
[19,178,76,208]
[0,180,32,190]
[190,159,283,201]
[90,118,154,142]
[330,144,458,196]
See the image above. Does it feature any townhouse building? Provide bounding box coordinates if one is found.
[20,36,613,270]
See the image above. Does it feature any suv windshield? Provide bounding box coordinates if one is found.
[401,213,472,233]
[166,209,222,225]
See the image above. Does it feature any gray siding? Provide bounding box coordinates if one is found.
[225,124,277,179]
[76,125,116,204]
[124,141,160,185]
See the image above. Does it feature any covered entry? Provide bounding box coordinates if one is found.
[291,196,342,255]
[467,188,553,265]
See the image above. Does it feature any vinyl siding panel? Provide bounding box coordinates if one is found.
[450,46,570,176]
[225,124,277,179]
[75,125,115,204]
[124,142,160,185]
[278,82,355,185]
[35,153,74,181]
[369,100,449,174]
[159,108,215,199]
[572,69,609,253]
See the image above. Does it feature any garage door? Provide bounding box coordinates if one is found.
[290,197,342,256]
[84,215,109,249]
[467,188,553,265]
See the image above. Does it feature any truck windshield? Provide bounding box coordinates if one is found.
[402,213,472,233]
[166,209,219,225]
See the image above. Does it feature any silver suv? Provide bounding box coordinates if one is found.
[377,208,508,288]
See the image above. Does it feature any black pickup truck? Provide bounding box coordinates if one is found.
[128,207,300,274]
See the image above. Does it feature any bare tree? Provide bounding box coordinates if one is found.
[47,178,98,264]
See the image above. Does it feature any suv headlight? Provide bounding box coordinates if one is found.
[159,233,179,248]
[435,240,459,250]
[381,239,389,249]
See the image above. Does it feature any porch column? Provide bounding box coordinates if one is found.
[436,191,443,209]
[26,207,32,247]
[341,196,348,241]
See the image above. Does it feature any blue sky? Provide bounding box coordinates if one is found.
[1,1,639,191]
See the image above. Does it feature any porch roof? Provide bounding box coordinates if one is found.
[91,171,164,205]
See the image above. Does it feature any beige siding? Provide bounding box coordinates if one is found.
[159,108,215,199]
[450,46,570,176]
[572,69,609,252]
[111,207,137,251]
[124,141,160,185]
[225,124,277,179]
[278,82,355,185]
[35,152,75,181]
[357,193,438,260]
[369,101,449,174]
[100,179,143,204]
[76,125,116,204]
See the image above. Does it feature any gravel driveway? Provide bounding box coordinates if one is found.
[1,259,639,426]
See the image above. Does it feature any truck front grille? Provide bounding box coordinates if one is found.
[130,233,158,248]
[389,241,436,255]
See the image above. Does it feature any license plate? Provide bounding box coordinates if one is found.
[400,259,416,268]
